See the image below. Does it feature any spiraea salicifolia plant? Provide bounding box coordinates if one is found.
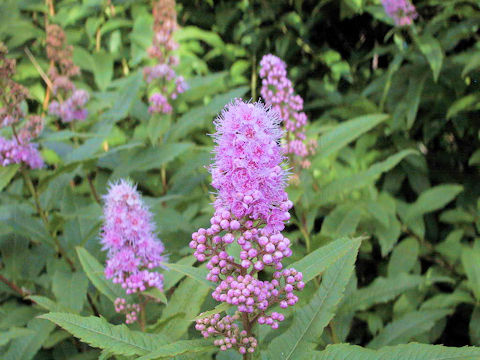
[381,0,418,26]
[143,0,187,115]
[0,44,44,169]
[101,180,167,324]
[47,24,89,123]
[259,54,316,174]
[191,100,304,356]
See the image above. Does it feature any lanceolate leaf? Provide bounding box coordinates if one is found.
[76,247,126,303]
[367,309,452,349]
[290,236,365,284]
[302,343,480,360]
[339,274,424,314]
[136,339,215,360]
[316,114,388,159]
[162,262,215,289]
[40,313,168,356]
[0,164,20,192]
[461,246,480,301]
[266,242,361,360]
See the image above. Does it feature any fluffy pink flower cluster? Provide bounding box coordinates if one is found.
[381,0,417,26]
[49,89,89,123]
[101,180,166,322]
[0,44,44,169]
[0,137,43,169]
[192,100,303,354]
[46,24,90,123]
[259,54,316,169]
[143,0,187,115]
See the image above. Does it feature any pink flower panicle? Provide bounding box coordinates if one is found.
[144,0,187,115]
[259,54,316,169]
[46,24,89,123]
[101,180,167,323]
[0,43,44,169]
[381,0,418,26]
[191,100,304,354]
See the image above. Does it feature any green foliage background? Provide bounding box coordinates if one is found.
[0,0,479,359]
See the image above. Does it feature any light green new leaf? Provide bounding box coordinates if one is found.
[447,93,480,119]
[76,247,126,303]
[137,339,215,360]
[316,114,388,159]
[162,262,215,289]
[367,309,451,349]
[290,236,365,284]
[461,246,480,301]
[303,342,480,360]
[405,184,463,222]
[0,164,20,192]
[266,242,361,360]
[339,273,424,314]
[415,34,444,82]
[40,313,168,356]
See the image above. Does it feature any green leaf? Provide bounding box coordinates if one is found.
[387,237,419,277]
[193,302,232,321]
[0,164,20,192]
[52,270,89,313]
[447,93,480,119]
[136,339,215,360]
[40,313,168,356]
[4,318,55,360]
[290,236,365,284]
[111,143,193,178]
[29,295,72,313]
[415,34,444,82]
[318,150,417,204]
[76,247,126,303]
[0,327,34,347]
[304,343,480,359]
[367,309,451,348]
[461,246,480,301]
[162,256,196,291]
[159,278,211,340]
[405,74,427,129]
[316,114,388,159]
[92,51,114,91]
[266,241,361,360]
[405,184,463,222]
[142,288,167,304]
[162,262,215,289]
[339,274,424,314]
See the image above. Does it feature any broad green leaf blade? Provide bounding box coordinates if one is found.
[40,313,168,356]
[415,34,444,82]
[0,164,20,192]
[266,241,361,360]
[461,246,480,301]
[162,256,196,291]
[162,262,215,289]
[4,318,55,360]
[142,288,167,304]
[28,295,72,313]
[316,114,388,159]
[0,327,34,347]
[76,247,126,303]
[318,149,417,204]
[92,51,114,91]
[193,302,232,321]
[52,270,89,313]
[367,309,451,349]
[405,185,463,221]
[136,339,215,360]
[339,273,424,314]
[290,236,365,284]
[159,278,211,340]
[303,343,480,360]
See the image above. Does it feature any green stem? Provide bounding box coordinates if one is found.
[251,53,257,100]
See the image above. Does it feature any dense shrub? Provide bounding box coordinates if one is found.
[0,0,479,359]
